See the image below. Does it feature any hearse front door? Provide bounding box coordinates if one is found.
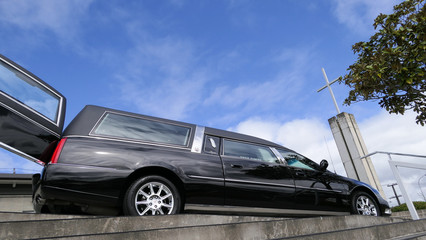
[0,54,66,164]
[221,139,295,211]
[277,149,348,212]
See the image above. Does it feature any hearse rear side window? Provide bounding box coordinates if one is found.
[0,60,61,123]
[93,113,191,146]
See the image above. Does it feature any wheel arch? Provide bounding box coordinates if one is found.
[119,166,186,211]
[349,186,382,214]
[350,186,378,199]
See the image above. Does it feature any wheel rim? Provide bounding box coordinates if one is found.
[134,181,174,215]
[355,195,378,216]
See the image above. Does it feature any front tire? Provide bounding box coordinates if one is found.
[123,175,181,216]
[351,191,380,216]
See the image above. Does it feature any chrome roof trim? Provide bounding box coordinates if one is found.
[64,135,191,151]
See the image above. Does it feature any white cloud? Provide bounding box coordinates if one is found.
[232,110,426,205]
[204,78,293,111]
[115,25,318,122]
[117,70,209,120]
[115,32,211,120]
[203,47,315,119]
[0,0,94,40]
[360,111,426,155]
[230,118,281,143]
[332,0,400,35]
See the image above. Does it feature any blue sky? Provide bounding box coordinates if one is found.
[0,0,425,205]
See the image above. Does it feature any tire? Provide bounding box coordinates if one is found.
[32,185,45,213]
[351,191,380,216]
[123,175,181,216]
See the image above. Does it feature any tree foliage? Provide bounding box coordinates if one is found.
[341,0,426,125]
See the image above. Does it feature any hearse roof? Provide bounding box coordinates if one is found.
[64,105,288,149]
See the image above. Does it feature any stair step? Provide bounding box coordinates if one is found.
[388,231,426,240]
[0,214,400,240]
[0,214,284,239]
[279,218,426,240]
[0,212,91,222]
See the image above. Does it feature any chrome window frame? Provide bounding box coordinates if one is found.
[221,139,279,163]
[89,111,193,148]
[0,56,64,126]
[270,147,286,165]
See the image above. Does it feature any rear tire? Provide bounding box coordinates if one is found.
[32,185,45,213]
[123,175,181,216]
[351,191,380,216]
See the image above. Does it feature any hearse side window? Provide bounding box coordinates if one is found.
[277,149,318,171]
[223,139,277,163]
[0,60,60,122]
[93,113,191,146]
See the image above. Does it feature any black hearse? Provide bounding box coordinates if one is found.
[0,54,391,216]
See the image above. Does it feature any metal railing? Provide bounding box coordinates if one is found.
[361,151,426,220]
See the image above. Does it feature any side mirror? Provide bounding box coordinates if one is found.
[320,159,329,171]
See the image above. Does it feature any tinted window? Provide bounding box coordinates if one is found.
[0,61,60,122]
[277,149,319,171]
[204,136,219,155]
[93,113,191,146]
[223,139,277,163]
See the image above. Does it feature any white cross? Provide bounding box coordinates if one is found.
[317,68,341,114]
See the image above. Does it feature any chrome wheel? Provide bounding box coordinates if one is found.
[355,195,378,216]
[134,181,174,215]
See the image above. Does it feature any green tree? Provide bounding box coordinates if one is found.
[341,0,426,125]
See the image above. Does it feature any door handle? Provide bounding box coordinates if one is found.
[231,164,243,169]
[295,170,306,177]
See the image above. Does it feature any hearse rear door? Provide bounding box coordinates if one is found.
[0,54,66,164]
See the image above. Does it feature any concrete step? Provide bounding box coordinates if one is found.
[0,214,402,240]
[389,231,426,240]
[390,209,426,220]
[280,218,426,240]
[0,212,91,222]
[0,213,285,239]
[37,216,405,240]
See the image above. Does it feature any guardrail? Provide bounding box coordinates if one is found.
[361,151,426,220]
